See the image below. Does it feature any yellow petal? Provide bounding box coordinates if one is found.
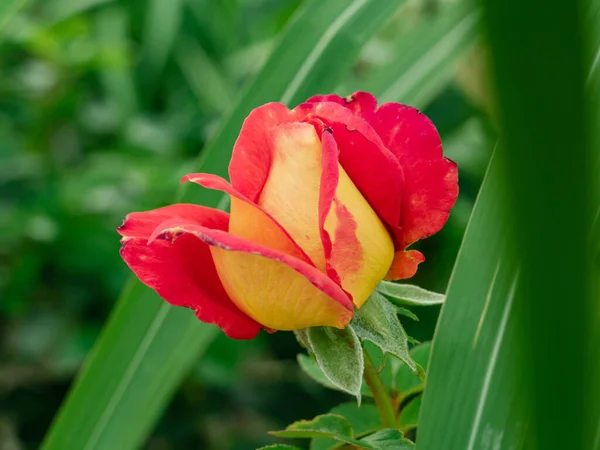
[325,164,395,308]
[258,122,326,271]
[210,245,353,330]
[182,173,310,263]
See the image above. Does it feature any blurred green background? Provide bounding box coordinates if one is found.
[0,0,495,448]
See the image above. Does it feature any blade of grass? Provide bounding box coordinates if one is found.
[43,0,113,23]
[94,6,139,126]
[417,153,533,449]
[0,0,29,30]
[176,37,235,114]
[482,1,592,449]
[41,1,404,449]
[418,2,598,449]
[139,0,184,86]
[343,0,480,109]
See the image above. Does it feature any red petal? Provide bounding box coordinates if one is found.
[298,101,404,231]
[228,103,296,202]
[318,128,342,284]
[385,249,425,281]
[307,92,378,120]
[310,93,459,247]
[228,101,404,237]
[150,220,354,330]
[117,204,222,239]
[118,204,261,340]
[369,103,458,245]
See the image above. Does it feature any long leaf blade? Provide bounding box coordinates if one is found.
[343,0,480,109]
[418,2,599,448]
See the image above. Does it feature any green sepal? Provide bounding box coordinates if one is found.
[306,326,363,402]
[349,291,416,373]
[396,307,419,321]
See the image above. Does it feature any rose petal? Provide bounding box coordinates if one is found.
[256,121,328,271]
[117,204,216,239]
[322,131,395,307]
[117,204,262,340]
[316,126,342,284]
[182,173,313,265]
[298,100,405,233]
[307,91,377,120]
[229,101,405,235]
[385,249,425,281]
[369,103,458,245]
[228,102,296,202]
[310,93,459,247]
[150,221,354,331]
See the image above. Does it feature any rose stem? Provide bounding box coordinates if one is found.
[362,347,396,428]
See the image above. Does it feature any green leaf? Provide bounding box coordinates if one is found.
[258,445,304,450]
[345,0,480,108]
[310,438,342,450]
[42,280,219,450]
[298,352,374,398]
[139,0,184,84]
[395,307,419,322]
[398,397,421,431]
[418,2,600,444]
[329,403,381,436]
[297,353,340,392]
[43,0,112,23]
[294,329,312,351]
[270,414,353,439]
[310,403,382,450]
[394,341,431,394]
[94,6,139,125]
[418,100,598,449]
[350,291,416,373]
[176,38,234,114]
[376,282,445,307]
[335,429,415,449]
[0,0,28,30]
[416,155,527,449]
[307,326,363,400]
[42,1,401,449]
[360,429,415,449]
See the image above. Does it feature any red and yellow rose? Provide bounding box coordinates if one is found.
[117,92,458,339]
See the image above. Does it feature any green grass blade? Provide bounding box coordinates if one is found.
[94,6,139,126]
[41,1,403,449]
[418,2,597,449]
[481,0,593,448]
[43,0,113,23]
[344,0,480,108]
[0,0,29,30]
[417,154,530,449]
[140,0,184,84]
[176,37,235,114]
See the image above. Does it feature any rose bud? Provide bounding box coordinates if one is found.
[117,92,458,339]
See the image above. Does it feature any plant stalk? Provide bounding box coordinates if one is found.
[362,347,396,428]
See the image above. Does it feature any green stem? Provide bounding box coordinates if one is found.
[362,347,396,428]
